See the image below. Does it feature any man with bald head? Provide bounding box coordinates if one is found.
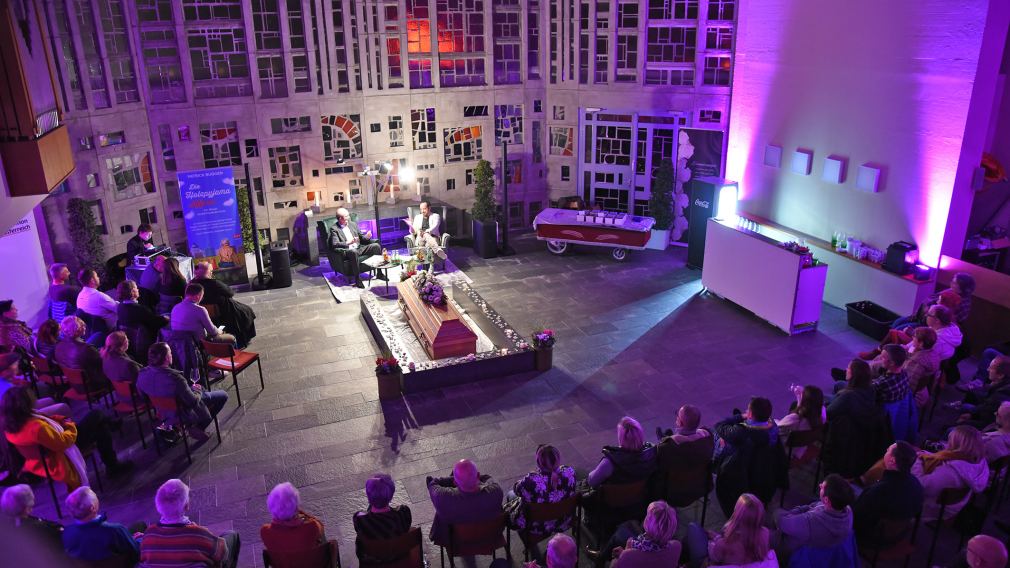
[426,459,503,547]
[327,207,380,288]
[965,535,1008,568]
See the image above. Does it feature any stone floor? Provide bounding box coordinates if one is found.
[28,233,1006,567]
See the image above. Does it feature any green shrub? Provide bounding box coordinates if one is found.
[471,159,497,223]
[650,160,675,230]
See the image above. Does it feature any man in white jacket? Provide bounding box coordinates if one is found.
[410,201,447,261]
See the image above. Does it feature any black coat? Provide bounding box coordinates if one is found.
[191,277,256,348]
[126,234,153,262]
[713,416,789,516]
[117,302,166,337]
[823,389,893,478]
[328,220,372,250]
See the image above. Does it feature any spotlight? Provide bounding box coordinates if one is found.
[399,166,415,184]
[715,182,739,224]
[379,162,392,174]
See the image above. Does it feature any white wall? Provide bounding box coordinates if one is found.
[727,0,1006,266]
[0,211,52,328]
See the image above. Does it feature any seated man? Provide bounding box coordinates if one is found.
[773,474,854,558]
[952,355,1010,430]
[851,441,923,547]
[409,201,448,261]
[137,342,228,442]
[862,305,962,363]
[871,344,910,404]
[76,269,118,330]
[116,280,168,341]
[141,479,240,568]
[63,486,143,562]
[427,459,503,547]
[655,404,715,503]
[327,207,380,288]
[983,402,1010,462]
[190,262,256,348]
[525,533,577,568]
[714,397,789,516]
[48,263,81,310]
[126,224,156,264]
[170,284,237,345]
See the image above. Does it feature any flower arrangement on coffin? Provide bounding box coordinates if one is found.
[375,353,400,375]
[400,268,417,282]
[531,327,556,349]
[412,270,446,306]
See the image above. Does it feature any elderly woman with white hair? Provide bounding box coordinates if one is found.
[54,315,111,389]
[62,486,144,562]
[588,416,657,488]
[141,478,241,567]
[326,206,381,288]
[353,473,412,561]
[261,482,325,556]
[1,483,63,547]
[524,533,578,568]
[588,501,681,567]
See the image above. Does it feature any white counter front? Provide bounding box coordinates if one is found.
[701,218,828,334]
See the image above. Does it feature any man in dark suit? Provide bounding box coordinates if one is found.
[191,262,257,348]
[126,224,155,264]
[328,207,381,288]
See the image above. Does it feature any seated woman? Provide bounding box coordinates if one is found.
[775,385,824,462]
[353,473,411,562]
[53,316,111,391]
[899,327,941,408]
[893,272,975,331]
[588,416,657,487]
[591,500,681,566]
[506,444,578,533]
[2,386,133,490]
[261,482,326,555]
[685,493,771,568]
[116,280,167,344]
[190,262,256,348]
[155,257,187,315]
[100,332,142,404]
[0,300,35,355]
[911,425,989,522]
[33,319,60,362]
[1,483,63,549]
[0,352,69,417]
[861,305,962,363]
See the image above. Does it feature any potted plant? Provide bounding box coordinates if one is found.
[531,326,556,371]
[647,159,674,250]
[375,352,402,400]
[471,159,498,259]
[236,183,260,279]
[67,198,106,278]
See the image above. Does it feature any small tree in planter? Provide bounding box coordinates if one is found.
[647,160,675,250]
[471,159,498,258]
[67,198,106,277]
[236,181,255,251]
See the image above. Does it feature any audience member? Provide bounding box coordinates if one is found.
[775,385,824,461]
[427,459,503,547]
[0,300,34,354]
[170,285,237,345]
[327,207,380,288]
[714,397,788,516]
[126,223,156,263]
[260,482,325,556]
[117,279,168,340]
[139,255,165,297]
[353,473,411,562]
[963,534,1009,568]
[48,263,81,306]
[2,386,133,490]
[912,425,989,521]
[654,404,715,504]
[76,269,118,330]
[591,500,681,567]
[954,355,1010,430]
[137,342,228,442]
[506,444,577,533]
[0,352,69,416]
[871,344,910,404]
[852,441,923,546]
[54,316,110,389]
[156,257,188,315]
[140,479,240,568]
[588,416,657,487]
[686,493,771,568]
[901,327,941,407]
[101,331,142,404]
[983,402,1010,462]
[191,262,257,348]
[33,319,60,361]
[773,474,854,557]
[524,533,577,568]
[63,486,143,562]
[1,483,63,548]
[862,305,962,362]
[893,272,975,331]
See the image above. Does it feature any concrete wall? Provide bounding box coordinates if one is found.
[727,0,1007,266]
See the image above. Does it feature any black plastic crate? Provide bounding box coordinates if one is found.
[845,301,900,340]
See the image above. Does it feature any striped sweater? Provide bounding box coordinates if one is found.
[140,522,226,567]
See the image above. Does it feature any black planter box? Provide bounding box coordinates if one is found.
[845,301,900,340]
[472,219,498,259]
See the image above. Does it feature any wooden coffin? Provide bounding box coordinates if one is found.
[396,281,477,359]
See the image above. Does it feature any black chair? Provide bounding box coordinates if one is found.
[442,513,510,568]
[857,514,920,568]
[12,442,103,519]
[62,366,113,410]
[780,425,825,506]
[925,486,972,567]
[514,494,580,562]
[357,527,424,568]
[658,458,713,526]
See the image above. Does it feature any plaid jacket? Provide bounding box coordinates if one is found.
[873,371,909,404]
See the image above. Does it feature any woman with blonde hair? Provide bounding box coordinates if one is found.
[588,416,657,487]
[685,493,771,568]
[605,501,681,567]
[100,331,142,404]
[912,425,989,521]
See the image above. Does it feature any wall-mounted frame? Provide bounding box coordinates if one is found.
[822,156,846,184]
[763,145,782,168]
[856,164,882,193]
[791,149,813,175]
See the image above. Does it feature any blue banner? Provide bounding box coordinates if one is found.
[177,167,249,286]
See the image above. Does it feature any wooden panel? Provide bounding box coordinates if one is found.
[396,281,477,359]
[0,125,74,196]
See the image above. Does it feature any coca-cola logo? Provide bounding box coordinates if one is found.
[694,199,710,209]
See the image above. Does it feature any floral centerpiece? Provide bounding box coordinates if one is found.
[531,326,556,371]
[412,270,446,306]
[375,353,400,374]
[374,352,402,400]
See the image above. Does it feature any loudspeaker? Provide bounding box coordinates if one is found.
[269,241,292,288]
[686,178,718,269]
